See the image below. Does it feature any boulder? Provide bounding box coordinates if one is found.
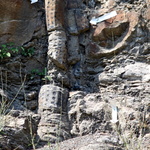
[0,0,38,45]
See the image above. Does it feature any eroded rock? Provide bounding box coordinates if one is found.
[87,10,139,57]
[0,0,149,149]
[66,9,89,35]
[47,30,67,69]
[0,0,38,45]
[68,92,112,136]
[67,36,80,64]
[0,114,37,150]
[38,84,71,142]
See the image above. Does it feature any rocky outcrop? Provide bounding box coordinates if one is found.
[0,0,42,45]
[38,0,149,149]
[88,10,139,57]
[0,111,39,150]
[45,0,68,71]
[36,0,69,143]
[68,92,112,136]
[47,30,67,69]
[0,0,149,150]
[0,0,47,110]
[45,0,65,31]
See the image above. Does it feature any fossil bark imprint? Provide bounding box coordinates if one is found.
[45,0,65,32]
[37,1,69,142]
[45,0,67,69]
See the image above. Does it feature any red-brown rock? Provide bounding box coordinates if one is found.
[89,10,139,57]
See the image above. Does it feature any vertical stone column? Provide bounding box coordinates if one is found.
[37,0,70,143]
[37,85,70,142]
[45,0,65,31]
[45,0,67,70]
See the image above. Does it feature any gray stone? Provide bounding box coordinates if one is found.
[0,88,8,102]
[67,36,80,65]
[26,91,37,101]
[38,84,70,142]
[56,72,70,87]
[66,9,89,35]
[67,10,78,35]
[0,0,150,150]
[47,30,67,69]
[75,9,89,33]
[68,92,112,136]
[95,70,120,85]
[114,62,150,82]
[25,100,38,110]
[0,115,37,150]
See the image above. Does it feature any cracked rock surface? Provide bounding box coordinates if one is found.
[0,0,149,149]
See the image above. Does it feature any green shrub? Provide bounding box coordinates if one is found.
[21,47,35,57]
[30,68,51,83]
[0,43,18,59]
[0,43,35,59]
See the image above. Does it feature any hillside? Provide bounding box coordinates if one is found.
[0,0,149,150]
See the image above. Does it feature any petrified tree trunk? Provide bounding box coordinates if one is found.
[45,0,67,70]
[37,0,70,143]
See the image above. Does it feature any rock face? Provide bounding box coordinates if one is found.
[0,0,39,45]
[0,111,39,150]
[68,92,112,136]
[0,0,47,109]
[89,10,139,56]
[0,0,149,150]
[45,0,68,70]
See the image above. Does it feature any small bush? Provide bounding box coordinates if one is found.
[0,43,35,59]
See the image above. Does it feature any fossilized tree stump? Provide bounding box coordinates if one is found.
[45,0,67,70]
[38,85,70,142]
